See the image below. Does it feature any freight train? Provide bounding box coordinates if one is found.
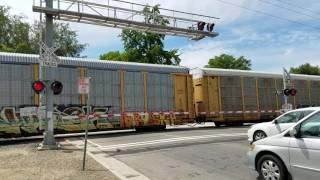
[0,52,320,137]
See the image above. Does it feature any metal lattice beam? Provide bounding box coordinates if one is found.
[33,0,219,40]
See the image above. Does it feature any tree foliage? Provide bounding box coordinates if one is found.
[32,22,86,57]
[290,63,320,75]
[100,5,181,65]
[99,51,123,61]
[0,6,86,57]
[205,54,252,70]
[0,7,34,53]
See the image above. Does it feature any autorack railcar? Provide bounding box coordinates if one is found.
[0,52,194,137]
[192,68,320,126]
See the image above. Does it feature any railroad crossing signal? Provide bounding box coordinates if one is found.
[39,42,60,67]
[283,88,297,96]
[32,80,63,95]
[32,80,46,94]
[282,68,296,112]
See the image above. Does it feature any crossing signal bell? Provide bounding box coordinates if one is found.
[283,88,297,96]
[51,81,63,95]
[32,80,45,94]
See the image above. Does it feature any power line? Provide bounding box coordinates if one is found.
[214,0,320,30]
[275,0,320,16]
[256,0,320,21]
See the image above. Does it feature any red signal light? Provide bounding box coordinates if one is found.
[289,89,297,96]
[32,80,45,94]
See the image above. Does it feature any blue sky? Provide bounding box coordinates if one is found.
[1,0,320,73]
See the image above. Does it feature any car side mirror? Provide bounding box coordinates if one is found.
[289,128,299,138]
[273,119,278,124]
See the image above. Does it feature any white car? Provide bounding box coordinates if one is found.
[248,107,319,143]
[247,109,320,180]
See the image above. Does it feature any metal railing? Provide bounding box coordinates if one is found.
[33,0,219,40]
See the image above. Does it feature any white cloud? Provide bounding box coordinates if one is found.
[283,49,293,56]
[179,27,320,73]
[179,40,229,68]
[137,0,256,25]
[1,0,37,23]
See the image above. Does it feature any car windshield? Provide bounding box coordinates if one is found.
[276,111,303,123]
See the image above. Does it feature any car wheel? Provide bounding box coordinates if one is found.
[253,130,267,142]
[257,154,287,180]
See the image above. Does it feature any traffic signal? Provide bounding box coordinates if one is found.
[207,23,215,32]
[32,80,45,94]
[197,21,206,31]
[51,81,63,95]
[283,88,297,96]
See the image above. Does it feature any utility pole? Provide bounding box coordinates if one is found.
[38,0,58,150]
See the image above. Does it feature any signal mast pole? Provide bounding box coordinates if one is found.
[282,68,294,112]
[283,68,288,107]
[38,0,58,149]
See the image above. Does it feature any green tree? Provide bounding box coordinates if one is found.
[0,6,86,57]
[99,51,123,61]
[290,63,320,75]
[205,54,252,70]
[0,6,33,53]
[31,22,86,57]
[100,5,181,65]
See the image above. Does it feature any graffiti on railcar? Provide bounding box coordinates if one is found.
[0,105,121,137]
[0,104,179,137]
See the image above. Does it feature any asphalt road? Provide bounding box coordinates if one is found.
[68,125,259,180]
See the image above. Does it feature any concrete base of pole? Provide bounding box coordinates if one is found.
[37,142,61,151]
[37,131,60,150]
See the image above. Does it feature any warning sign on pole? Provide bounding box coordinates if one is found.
[78,77,90,94]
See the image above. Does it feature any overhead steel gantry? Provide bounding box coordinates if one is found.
[33,0,219,40]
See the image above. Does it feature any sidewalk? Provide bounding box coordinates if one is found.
[0,141,119,180]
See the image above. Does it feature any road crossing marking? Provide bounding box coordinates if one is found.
[90,133,246,150]
[67,132,246,180]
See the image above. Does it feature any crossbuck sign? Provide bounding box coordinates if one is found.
[39,43,60,67]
